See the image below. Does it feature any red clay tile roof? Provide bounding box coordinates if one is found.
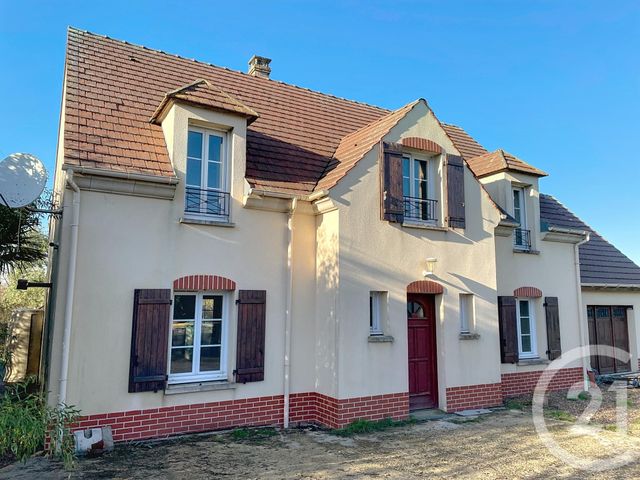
[316,100,421,191]
[466,149,547,178]
[441,124,488,160]
[64,28,389,194]
[441,124,546,178]
[150,79,259,125]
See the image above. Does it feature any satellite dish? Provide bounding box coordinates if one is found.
[0,153,48,208]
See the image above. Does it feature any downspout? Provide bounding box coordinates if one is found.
[58,170,80,406]
[574,233,591,391]
[283,198,297,428]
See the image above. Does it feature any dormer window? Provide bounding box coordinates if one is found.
[513,187,530,250]
[402,154,437,223]
[185,127,230,221]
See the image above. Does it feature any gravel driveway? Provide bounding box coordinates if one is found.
[3,395,640,479]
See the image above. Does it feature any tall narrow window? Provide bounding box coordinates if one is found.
[185,128,229,220]
[170,292,227,383]
[460,294,474,334]
[369,291,385,335]
[513,187,529,249]
[402,154,437,222]
[516,299,537,358]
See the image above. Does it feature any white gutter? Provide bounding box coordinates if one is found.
[58,170,80,406]
[283,198,297,428]
[574,232,591,391]
[61,164,179,185]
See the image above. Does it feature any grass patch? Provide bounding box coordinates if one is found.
[577,392,590,401]
[545,409,576,422]
[230,427,278,441]
[331,417,416,436]
[603,424,618,432]
[505,399,525,411]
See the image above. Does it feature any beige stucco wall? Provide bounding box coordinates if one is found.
[481,170,584,373]
[582,289,640,371]
[329,101,503,409]
[47,103,320,415]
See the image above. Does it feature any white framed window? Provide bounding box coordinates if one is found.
[369,291,386,335]
[516,299,537,358]
[402,154,437,222]
[168,292,229,383]
[185,127,230,220]
[513,187,529,249]
[460,293,474,333]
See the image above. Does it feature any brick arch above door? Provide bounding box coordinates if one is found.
[513,286,542,298]
[173,275,236,291]
[407,280,444,295]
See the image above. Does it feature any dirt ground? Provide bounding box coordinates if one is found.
[3,389,640,479]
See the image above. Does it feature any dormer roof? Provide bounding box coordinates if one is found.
[466,149,547,178]
[150,79,259,125]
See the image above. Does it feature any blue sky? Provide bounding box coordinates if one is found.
[1,1,639,263]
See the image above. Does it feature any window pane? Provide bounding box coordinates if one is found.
[207,161,221,189]
[402,158,410,196]
[186,158,202,186]
[173,295,196,320]
[520,317,530,335]
[170,348,193,374]
[187,131,203,159]
[369,295,374,329]
[185,189,200,213]
[202,295,223,319]
[201,320,222,345]
[200,346,221,372]
[521,335,531,353]
[519,300,529,317]
[408,301,424,318]
[171,322,194,346]
[208,135,222,163]
[513,190,520,209]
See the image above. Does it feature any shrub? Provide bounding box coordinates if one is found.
[0,380,79,469]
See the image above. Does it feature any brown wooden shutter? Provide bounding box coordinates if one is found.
[128,289,171,393]
[235,290,266,383]
[380,141,404,223]
[446,154,465,228]
[544,297,562,361]
[498,296,518,364]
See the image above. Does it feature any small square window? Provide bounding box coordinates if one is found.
[369,292,386,335]
[460,294,474,333]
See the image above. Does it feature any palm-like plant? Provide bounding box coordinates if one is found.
[0,200,47,276]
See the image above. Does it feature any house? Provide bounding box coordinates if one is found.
[43,28,640,443]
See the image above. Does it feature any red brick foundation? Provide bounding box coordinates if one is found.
[445,367,585,412]
[73,392,410,443]
[445,382,503,412]
[501,367,583,398]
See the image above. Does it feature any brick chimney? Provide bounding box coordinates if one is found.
[248,55,272,79]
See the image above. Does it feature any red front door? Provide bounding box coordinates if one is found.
[407,294,438,410]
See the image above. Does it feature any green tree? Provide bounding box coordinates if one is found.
[0,201,47,275]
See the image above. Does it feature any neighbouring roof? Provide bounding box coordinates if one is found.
[150,79,259,125]
[540,194,640,286]
[466,149,547,178]
[64,27,390,195]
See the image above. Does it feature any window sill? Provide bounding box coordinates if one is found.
[513,248,539,255]
[517,358,549,366]
[180,216,235,227]
[165,380,237,395]
[368,334,394,343]
[402,221,447,232]
[459,332,480,341]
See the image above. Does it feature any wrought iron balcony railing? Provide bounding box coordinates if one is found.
[403,196,438,222]
[185,186,230,220]
[514,228,531,250]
